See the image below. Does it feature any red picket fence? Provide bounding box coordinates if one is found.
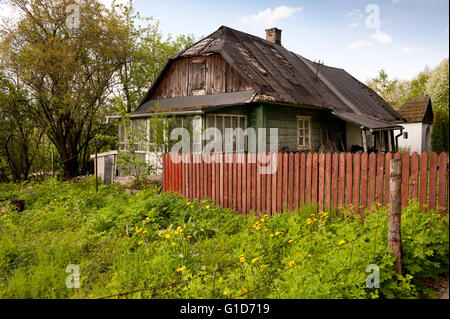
[162,152,449,215]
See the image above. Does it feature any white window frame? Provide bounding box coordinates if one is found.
[206,114,247,153]
[297,116,312,150]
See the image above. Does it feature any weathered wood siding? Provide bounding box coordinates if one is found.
[152,55,253,99]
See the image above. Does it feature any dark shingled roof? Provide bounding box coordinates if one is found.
[397,97,433,124]
[136,26,405,129]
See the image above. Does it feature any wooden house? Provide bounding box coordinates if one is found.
[108,26,405,174]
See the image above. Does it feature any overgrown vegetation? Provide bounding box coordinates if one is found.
[0,179,447,299]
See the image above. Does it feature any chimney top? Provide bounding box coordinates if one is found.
[265,27,282,45]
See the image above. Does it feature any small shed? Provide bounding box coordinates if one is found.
[396,97,434,153]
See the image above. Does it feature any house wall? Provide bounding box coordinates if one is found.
[151,55,253,99]
[397,122,432,153]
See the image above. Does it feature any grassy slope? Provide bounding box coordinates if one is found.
[0,178,448,299]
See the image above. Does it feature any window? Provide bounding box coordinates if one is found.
[206,114,247,153]
[297,116,311,150]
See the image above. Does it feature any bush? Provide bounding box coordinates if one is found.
[431,108,449,153]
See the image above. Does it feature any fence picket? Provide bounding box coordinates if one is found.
[325,153,332,209]
[438,153,447,216]
[401,152,410,208]
[420,152,428,212]
[377,153,385,205]
[410,153,419,201]
[289,153,295,211]
[353,153,361,215]
[361,153,368,211]
[319,153,325,212]
[294,153,300,211]
[429,152,438,211]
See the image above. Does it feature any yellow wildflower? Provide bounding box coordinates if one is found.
[338,240,346,246]
[138,241,143,245]
[251,257,259,264]
[296,253,301,258]
[307,254,313,258]
[223,288,230,296]
[186,202,190,206]
[289,260,295,266]
[176,266,186,272]
[288,239,294,244]
[187,235,192,239]
[241,288,248,295]
[275,232,280,236]
[175,231,179,235]
[177,226,182,231]
[136,228,142,233]
[239,257,246,263]
[143,230,148,234]
[171,242,177,246]
[206,205,210,209]
[165,234,171,239]
[145,217,151,222]
[218,277,223,283]
[270,234,275,238]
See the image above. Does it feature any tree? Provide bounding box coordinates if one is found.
[0,0,135,179]
[112,2,195,113]
[431,108,449,154]
[426,58,449,111]
[366,70,409,109]
[405,67,430,101]
[0,74,41,181]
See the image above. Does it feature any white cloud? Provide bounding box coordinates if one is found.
[371,29,393,44]
[349,23,359,28]
[401,46,424,54]
[242,6,303,27]
[349,40,374,49]
[393,0,401,4]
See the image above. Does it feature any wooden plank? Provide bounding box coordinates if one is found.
[294,153,300,211]
[368,153,376,209]
[325,153,332,209]
[289,153,294,211]
[438,153,448,216]
[428,152,438,211]
[410,152,419,201]
[242,154,247,214]
[384,153,392,205]
[237,154,242,212]
[252,153,257,212]
[277,153,283,213]
[247,153,252,214]
[199,156,204,199]
[331,153,339,210]
[377,153,385,205]
[346,153,353,211]
[318,153,325,211]
[228,154,233,208]
[300,153,306,206]
[283,153,289,211]
[306,153,312,204]
[266,154,272,214]
[233,153,238,210]
[257,153,262,214]
[401,152,410,208]
[312,153,319,207]
[263,154,268,213]
[419,152,428,212]
[360,153,368,211]
[272,153,277,215]
[219,154,224,206]
[353,153,361,215]
[339,153,346,209]
[211,155,216,201]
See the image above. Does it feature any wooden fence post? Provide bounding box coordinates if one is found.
[388,158,402,275]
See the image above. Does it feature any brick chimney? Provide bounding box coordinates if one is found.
[265,27,282,45]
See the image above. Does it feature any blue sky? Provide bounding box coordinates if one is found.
[129,0,449,82]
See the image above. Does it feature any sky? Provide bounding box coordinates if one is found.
[127,0,449,82]
[1,0,448,82]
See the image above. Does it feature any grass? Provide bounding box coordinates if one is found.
[0,177,448,299]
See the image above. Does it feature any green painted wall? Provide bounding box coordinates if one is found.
[202,103,345,152]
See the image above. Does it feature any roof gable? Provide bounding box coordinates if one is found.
[398,97,433,124]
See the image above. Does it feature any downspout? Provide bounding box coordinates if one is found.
[395,129,403,153]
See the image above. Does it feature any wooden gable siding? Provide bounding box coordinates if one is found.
[152,55,253,99]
